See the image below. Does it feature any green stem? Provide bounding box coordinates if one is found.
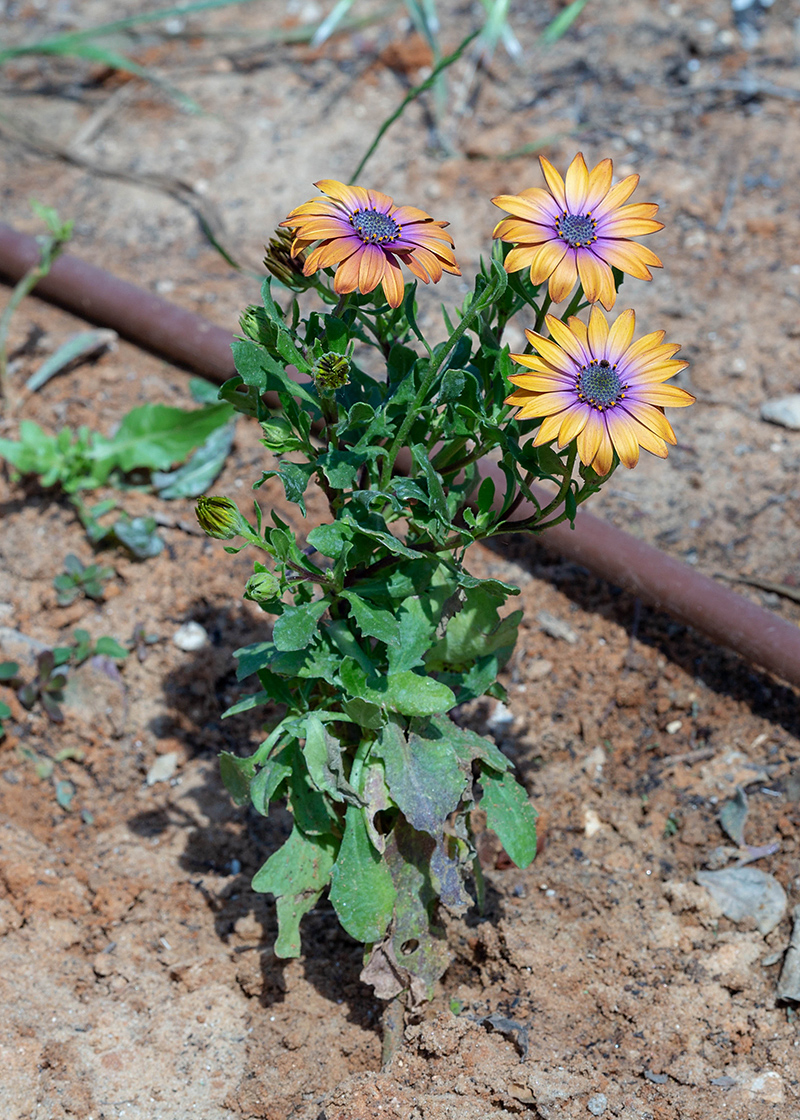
[532,291,552,335]
[349,734,373,793]
[350,29,480,182]
[327,619,374,676]
[379,280,500,488]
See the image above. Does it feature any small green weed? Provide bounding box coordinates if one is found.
[53,554,115,605]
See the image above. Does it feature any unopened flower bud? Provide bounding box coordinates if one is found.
[263,227,310,288]
[244,568,281,603]
[313,352,350,393]
[195,496,247,540]
[239,305,266,344]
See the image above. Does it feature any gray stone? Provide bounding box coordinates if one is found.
[760,394,800,430]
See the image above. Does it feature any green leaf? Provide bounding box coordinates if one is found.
[410,443,449,524]
[93,636,129,660]
[152,419,236,499]
[55,779,75,811]
[379,818,450,997]
[113,516,164,560]
[384,671,455,717]
[0,662,19,681]
[423,713,510,774]
[306,521,349,560]
[219,751,256,806]
[89,402,233,473]
[303,715,354,803]
[258,461,315,515]
[438,368,466,404]
[317,449,362,490]
[376,720,469,841]
[340,590,401,648]
[231,338,318,409]
[480,768,538,868]
[272,600,329,652]
[342,696,384,729]
[250,745,294,816]
[329,804,396,942]
[252,825,338,958]
[288,745,340,836]
[426,582,521,673]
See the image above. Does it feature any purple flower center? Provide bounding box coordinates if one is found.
[350,208,401,244]
[576,359,627,411]
[555,211,597,249]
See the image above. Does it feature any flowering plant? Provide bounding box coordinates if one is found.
[198,157,693,1005]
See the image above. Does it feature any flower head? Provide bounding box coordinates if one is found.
[492,153,663,310]
[279,179,460,308]
[505,307,694,476]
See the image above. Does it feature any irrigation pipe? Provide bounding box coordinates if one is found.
[1,220,799,689]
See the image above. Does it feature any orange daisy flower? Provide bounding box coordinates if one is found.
[492,153,663,310]
[279,180,460,308]
[505,307,694,476]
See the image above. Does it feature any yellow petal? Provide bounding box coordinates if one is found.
[315,179,370,210]
[547,250,579,303]
[597,240,662,279]
[557,402,590,445]
[601,218,664,239]
[538,156,567,210]
[526,240,569,285]
[606,309,636,362]
[577,411,604,470]
[635,383,695,409]
[492,218,554,245]
[564,152,590,213]
[577,251,611,306]
[607,411,641,468]
[587,305,609,354]
[545,316,588,365]
[333,250,363,294]
[591,174,640,218]
[381,255,405,308]
[358,244,386,293]
[534,412,567,444]
[586,158,613,210]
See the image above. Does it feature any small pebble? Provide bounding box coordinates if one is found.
[487,701,514,731]
[760,394,800,430]
[537,610,578,644]
[172,621,208,651]
[146,752,178,786]
[587,1094,608,1116]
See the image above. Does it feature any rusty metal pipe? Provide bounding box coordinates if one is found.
[2,221,799,688]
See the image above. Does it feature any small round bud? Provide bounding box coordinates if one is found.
[244,569,281,603]
[195,496,247,541]
[313,352,350,393]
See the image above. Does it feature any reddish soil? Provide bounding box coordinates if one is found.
[1,1,799,1117]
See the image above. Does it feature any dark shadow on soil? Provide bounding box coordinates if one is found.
[127,598,380,1035]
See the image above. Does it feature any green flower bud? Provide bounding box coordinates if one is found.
[195,496,247,540]
[244,568,281,603]
[313,352,350,393]
[239,305,267,344]
[260,415,300,453]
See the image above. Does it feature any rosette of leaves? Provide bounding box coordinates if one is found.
[53,554,115,605]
